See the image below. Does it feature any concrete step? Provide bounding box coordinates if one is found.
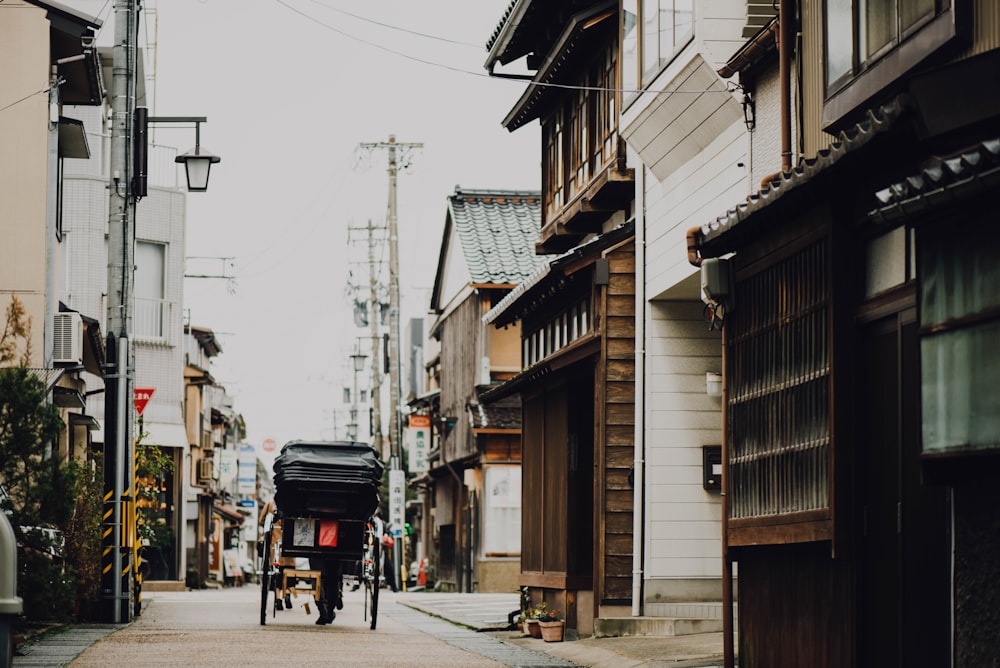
[594,615,723,638]
[141,580,186,592]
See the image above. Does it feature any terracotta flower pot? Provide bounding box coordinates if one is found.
[539,620,564,642]
[526,618,542,638]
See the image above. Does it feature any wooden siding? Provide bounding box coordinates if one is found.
[645,301,723,582]
[599,241,636,602]
[522,389,544,573]
[738,543,854,668]
[438,295,486,461]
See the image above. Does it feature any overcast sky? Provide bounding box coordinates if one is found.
[72,0,539,456]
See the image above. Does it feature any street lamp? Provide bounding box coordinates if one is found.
[144,115,221,192]
[349,348,368,441]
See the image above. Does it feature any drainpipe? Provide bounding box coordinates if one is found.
[686,226,703,267]
[631,166,646,617]
[760,0,795,190]
[686,228,733,668]
[779,0,794,174]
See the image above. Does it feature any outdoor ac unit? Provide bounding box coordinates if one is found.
[201,431,213,450]
[52,312,84,365]
[198,457,214,482]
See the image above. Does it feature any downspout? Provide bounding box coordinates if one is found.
[779,0,794,173]
[760,0,795,189]
[720,339,734,668]
[631,166,646,617]
[686,231,733,668]
[45,63,62,371]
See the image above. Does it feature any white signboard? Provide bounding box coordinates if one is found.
[238,443,257,494]
[389,468,405,532]
[406,414,430,473]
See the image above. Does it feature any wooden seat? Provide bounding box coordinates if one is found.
[281,568,322,602]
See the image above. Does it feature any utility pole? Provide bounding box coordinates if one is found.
[357,135,421,591]
[367,220,384,458]
[357,135,421,466]
[103,0,139,624]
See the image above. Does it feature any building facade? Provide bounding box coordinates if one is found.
[689,1,1000,665]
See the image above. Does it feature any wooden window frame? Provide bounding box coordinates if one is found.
[726,229,836,547]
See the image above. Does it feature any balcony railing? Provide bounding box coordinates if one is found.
[134,297,174,341]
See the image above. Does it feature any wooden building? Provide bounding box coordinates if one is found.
[483,0,636,636]
[689,1,1000,665]
[419,187,545,592]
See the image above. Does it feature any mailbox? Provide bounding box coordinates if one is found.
[702,445,723,491]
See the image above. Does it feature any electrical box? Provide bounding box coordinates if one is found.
[700,258,731,304]
[703,445,722,491]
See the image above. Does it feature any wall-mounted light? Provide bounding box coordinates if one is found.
[706,371,723,397]
[742,90,755,132]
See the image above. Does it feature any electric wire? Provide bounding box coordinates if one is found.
[275,0,735,96]
[302,0,482,48]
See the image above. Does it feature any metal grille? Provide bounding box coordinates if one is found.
[727,240,830,520]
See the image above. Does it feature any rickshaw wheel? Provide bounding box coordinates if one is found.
[259,528,273,626]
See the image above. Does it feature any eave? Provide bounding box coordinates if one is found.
[501,2,617,132]
[537,162,634,253]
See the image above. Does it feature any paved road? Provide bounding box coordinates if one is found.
[17,586,577,668]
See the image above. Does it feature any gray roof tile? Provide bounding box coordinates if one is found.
[448,187,546,284]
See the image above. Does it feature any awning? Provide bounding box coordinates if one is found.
[69,413,101,430]
[213,503,245,525]
[142,421,188,448]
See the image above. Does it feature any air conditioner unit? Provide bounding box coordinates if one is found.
[201,431,213,450]
[52,312,84,365]
[198,457,214,482]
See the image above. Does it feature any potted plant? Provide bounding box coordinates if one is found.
[536,607,564,642]
[522,603,544,638]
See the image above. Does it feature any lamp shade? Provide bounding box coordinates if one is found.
[176,146,221,192]
[350,353,368,373]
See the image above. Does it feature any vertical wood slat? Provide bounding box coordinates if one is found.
[727,239,830,522]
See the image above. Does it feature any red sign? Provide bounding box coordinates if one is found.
[262,438,277,453]
[134,387,155,416]
[409,414,431,428]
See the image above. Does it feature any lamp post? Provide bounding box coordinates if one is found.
[349,348,367,441]
[103,1,220,623]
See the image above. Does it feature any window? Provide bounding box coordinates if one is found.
[483,466,521,556]
[621,0,694,103]
[541,44,619,221]
[825,0,952,104]
[919,221,1000,455]
[727,240,831,528]
[135,241,166,339]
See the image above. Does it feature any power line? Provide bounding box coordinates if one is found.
[302,0,482,48]
[275,0,739,97]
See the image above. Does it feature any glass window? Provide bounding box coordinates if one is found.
[483,466,521,555]
[919,223,1000,454]
[622,0,638,101]
[826,0,853,85]
[135,241,166,338]
[826,0,944,92]
[622,0,693,103]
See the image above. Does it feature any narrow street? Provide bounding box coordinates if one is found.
[48,587,576,668]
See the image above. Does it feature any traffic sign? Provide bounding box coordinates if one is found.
[134,387,155,415]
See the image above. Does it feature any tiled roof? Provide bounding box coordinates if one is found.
[448,187,546,285]
[483,220,634,327]
[870,137,1000,219]
[698,97,906,254]
[470,390,521,430]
